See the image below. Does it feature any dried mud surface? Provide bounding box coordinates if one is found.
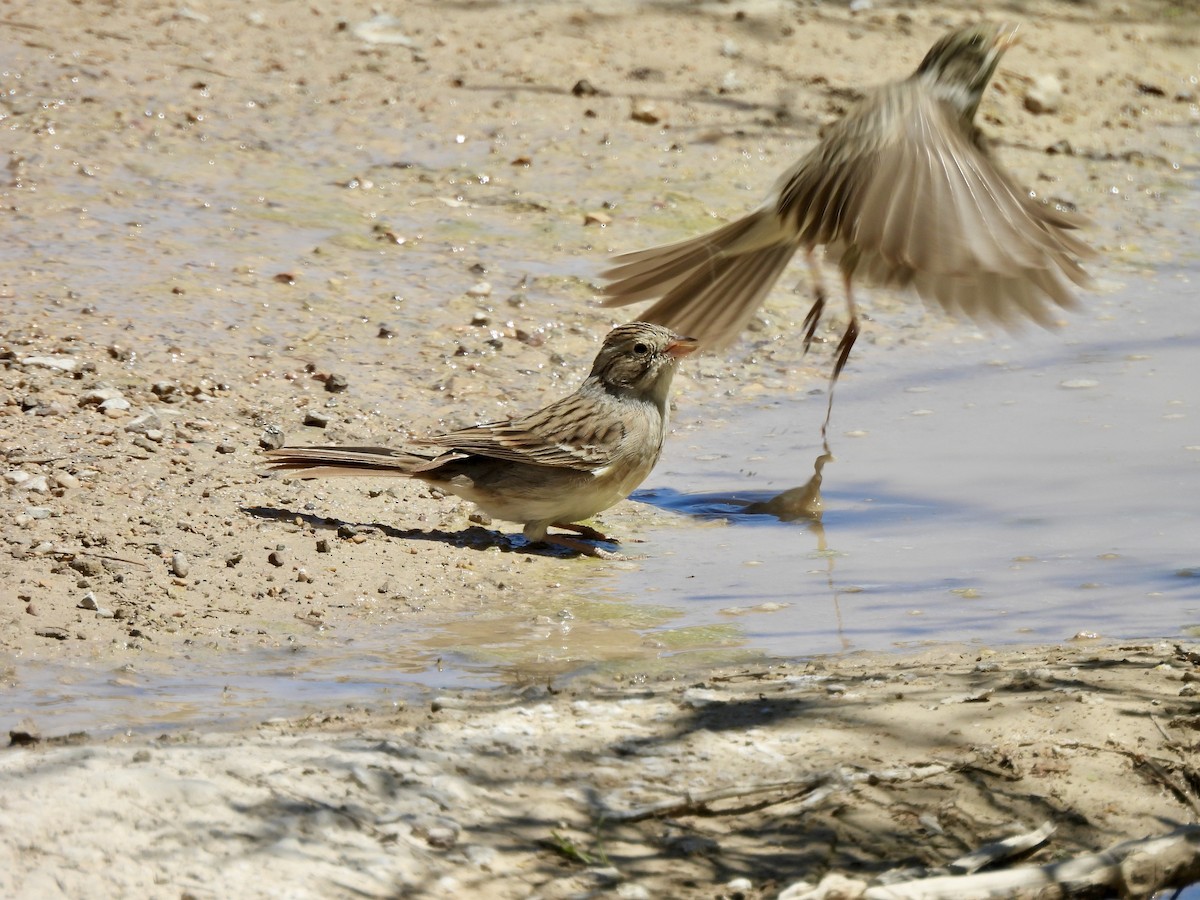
[1,0,1199,897]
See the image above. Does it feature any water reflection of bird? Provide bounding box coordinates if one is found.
[601,23,1093,416]
[743,449,831,523]
[264,323,697,558]
[742,448,848,648]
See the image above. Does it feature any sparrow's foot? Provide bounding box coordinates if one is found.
[551,522,619,544]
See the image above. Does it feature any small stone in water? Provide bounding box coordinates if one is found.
[465,281,492,298]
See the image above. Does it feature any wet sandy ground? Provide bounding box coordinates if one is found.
[2,0,1200,896]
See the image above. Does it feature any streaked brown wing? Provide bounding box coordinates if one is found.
[421,391,622,472]
[785,83,1093,326]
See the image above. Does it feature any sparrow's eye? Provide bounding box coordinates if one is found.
[633,342,649,355]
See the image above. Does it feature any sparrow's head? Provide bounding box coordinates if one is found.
[590,322,698,404]
[915,23,1017,121]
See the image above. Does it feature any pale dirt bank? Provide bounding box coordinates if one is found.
[1,0,1199,896]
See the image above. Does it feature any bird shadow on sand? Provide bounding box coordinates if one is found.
[240,506,614,559]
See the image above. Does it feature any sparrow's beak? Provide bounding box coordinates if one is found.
[665,336,700,359]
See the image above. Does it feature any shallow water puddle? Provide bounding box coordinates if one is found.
[633,263,1200,656]
[13,263,1193,740]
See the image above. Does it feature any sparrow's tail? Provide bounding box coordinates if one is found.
[599,207,798,350]
[263,445,438,479]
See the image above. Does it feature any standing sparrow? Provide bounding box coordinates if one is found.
[601,23,1093,393]
[264,323,697,557]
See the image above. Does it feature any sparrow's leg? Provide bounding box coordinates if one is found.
[821,271,859,438]
[552,522,619,544]
[800,248,827,358]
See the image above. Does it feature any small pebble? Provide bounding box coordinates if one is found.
[24,507,52,519]
[78,592,99,611]
[631,102,660,124]
[465,281,492,298]
[22,356,77,373]
[99,397,131,412]
[171,551,189,578]
[18,475,50,494]
[303,410,330,428]
[216,440,237,454]
[268,549,287,567]
[125,412,163,434]
[1025,74,1064,114]
[325,373,350,393]
[70,557,104,576]
[79,388,124,406]
[53,472,80,490]
[260,425,285,450]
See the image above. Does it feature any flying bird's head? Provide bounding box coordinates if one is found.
[916,23,1018,122]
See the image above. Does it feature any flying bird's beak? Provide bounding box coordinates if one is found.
[996,23,1021,52]
[665,336,700,359]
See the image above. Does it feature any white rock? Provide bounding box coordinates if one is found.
[465,281,492,298]
[100,397,132,411]
[22,356,77,373]
[53,472,80,490]
[4,470,31,485]
[1025,74,1064,114]
[79,388,124,406]
[125,412,163,434]
[19,475,50,493]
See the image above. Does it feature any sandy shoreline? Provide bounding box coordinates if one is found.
[2,0,1199,895]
